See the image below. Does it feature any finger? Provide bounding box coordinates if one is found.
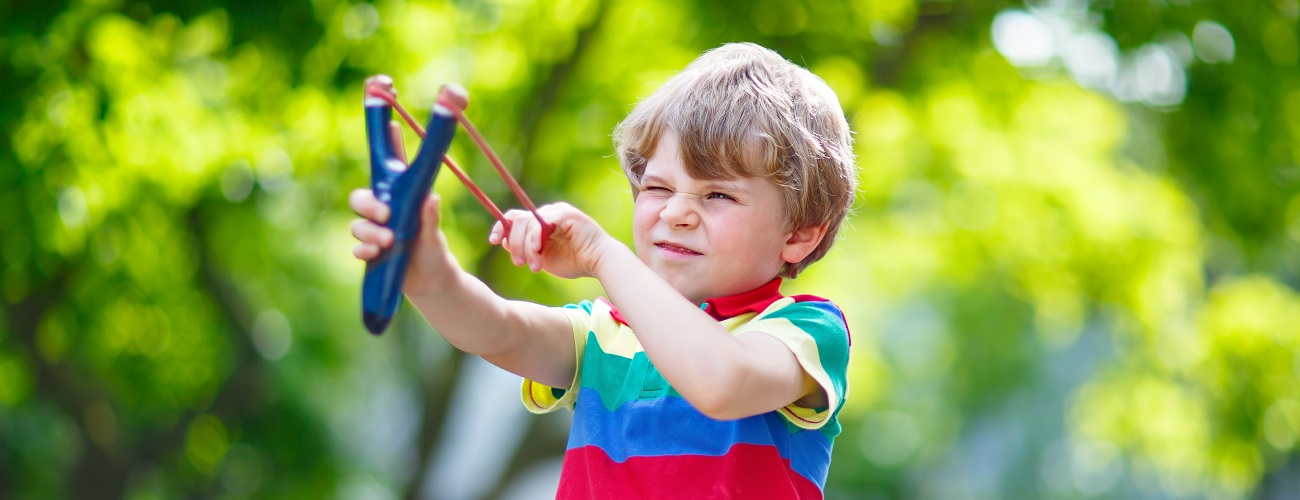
[520,207,554,267]
[353,243,380,261]
[351,219,395,247]
[422,194,441,224]
[505,210,532,266]
[526,220,546,272]
[349,188,390,223]
[418,194,442,244]
[537,203,568,241]
[488,220,506,245]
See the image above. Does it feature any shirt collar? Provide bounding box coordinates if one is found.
[602,278,786,326]
[701,278,784,320]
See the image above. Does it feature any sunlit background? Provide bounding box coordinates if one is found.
[3,0,1299,498]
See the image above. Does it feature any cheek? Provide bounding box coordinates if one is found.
[632,201,649,221]
[715,224,783,258]
[634,193,667,217]
[631,200,658,233]
[707,225,748,252]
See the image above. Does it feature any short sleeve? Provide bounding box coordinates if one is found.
[744,300,850,430]
[520,301,592,413]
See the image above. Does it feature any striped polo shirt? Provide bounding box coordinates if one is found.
[521,279,850,499]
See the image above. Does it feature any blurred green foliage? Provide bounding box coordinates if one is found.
[2,0,1298,498]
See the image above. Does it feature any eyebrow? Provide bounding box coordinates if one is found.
[640,174,749,194]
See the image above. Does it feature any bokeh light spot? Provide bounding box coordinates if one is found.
[58,187,88,228]
[252,309,293,361]
[1193,21,1235,64]
[185,414,229,474]
[1063,32,1118,91]
[1264,400,1299,451]
[992,10,1055,68]
[221,160,255,202]
[343,3,381,41]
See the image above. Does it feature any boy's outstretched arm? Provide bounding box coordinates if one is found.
[349,189,577,389]
[495,203,825,420]
[593,246,824,419]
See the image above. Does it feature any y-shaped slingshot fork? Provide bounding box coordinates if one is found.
[362,75,553,334]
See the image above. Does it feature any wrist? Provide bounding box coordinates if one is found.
[590,238,636,283]
[405,252,462,300]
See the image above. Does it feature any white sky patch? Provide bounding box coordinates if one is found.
[1132,44,1188,107]
[1063,32,1119,91]
[993,10,1057,68]
[990,5,1214,108]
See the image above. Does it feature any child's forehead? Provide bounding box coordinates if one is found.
[643,135,762,183]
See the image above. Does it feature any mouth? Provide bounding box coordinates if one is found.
[655,242,702,256]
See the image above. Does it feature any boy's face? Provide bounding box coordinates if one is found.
[632,131,795,304]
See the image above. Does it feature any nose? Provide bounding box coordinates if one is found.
[659,193,700,229]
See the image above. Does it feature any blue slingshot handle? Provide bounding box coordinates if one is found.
[362,99,458,334]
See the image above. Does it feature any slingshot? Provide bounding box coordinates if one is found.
[362,75,553,335]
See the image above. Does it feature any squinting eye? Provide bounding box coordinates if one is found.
[705,192,736,201]
[642,186,671,194]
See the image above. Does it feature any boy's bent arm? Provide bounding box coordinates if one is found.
[592,245,821,420]
[406,267,577,389]
[351,189,576,389]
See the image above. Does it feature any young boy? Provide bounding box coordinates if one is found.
[350,42,857,498]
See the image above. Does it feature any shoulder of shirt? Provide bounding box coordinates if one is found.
[752,296,852,346]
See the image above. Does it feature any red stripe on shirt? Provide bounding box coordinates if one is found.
[556,443,824,499]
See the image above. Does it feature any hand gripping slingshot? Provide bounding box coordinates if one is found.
[362,75,553,334]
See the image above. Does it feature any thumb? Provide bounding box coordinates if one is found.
[419,194,441,239]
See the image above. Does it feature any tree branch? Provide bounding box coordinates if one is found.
[515,0,612,186]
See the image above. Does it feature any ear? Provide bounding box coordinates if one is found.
[781,222,829,264]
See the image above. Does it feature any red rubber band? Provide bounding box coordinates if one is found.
[365,83,554,245]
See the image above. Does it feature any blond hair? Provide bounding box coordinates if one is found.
[613,42,857,278]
